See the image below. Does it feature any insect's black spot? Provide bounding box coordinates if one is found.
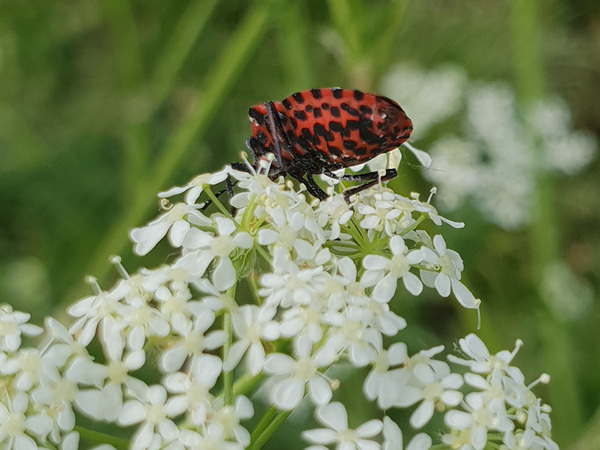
[359,105,373,115]
[358,118,379,145]
[314,123,335,142]
[329,121,343,133]
[321,103,330,110]
[343,139,357,151]
[352,146,367,155]
[282,99,293,110]
[311,89,323,100]
[257,130,268,145]
[345,120,360,130]
[330,107,341,118]
[313,108,322,118]
[353,90,365,101]
[331,88,343,99]
[292,92,305,103]
[294,110,308,121]
[286,130,297,143]
[248,108,265,122]
[305,105,313,112]
[302,128,320,147]
[341,103,360,117]
[327,146,343,157]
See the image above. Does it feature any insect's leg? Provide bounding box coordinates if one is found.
[265,101,285,169]
[342,169,398,202]
[288,172,328,200]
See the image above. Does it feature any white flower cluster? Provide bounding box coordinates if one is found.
[0,165,556,449]
[382,63,597,229]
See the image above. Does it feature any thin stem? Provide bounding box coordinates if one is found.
[223,284,237,406]
[203,185,232,218]
[249,407,291,450]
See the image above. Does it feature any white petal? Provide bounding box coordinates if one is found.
[434,273,451,297]
[403,273,423,296]
[362,255,389,271]
[406,433,432,450]
[212,257,236,291]
[308,377,332,406]
[444,410,471,429]
[117,400,146,426]
[264,353,294,375]
[410,400,434,429]
[258,229,278,245]
[168,220,190,247]
[316,402,347,432]
[356,419,383,437]
[451,279,479,309]
[247,342,266,375]
[272,378,304,410]
[222,340,248,371]
[302,428,337,445]
[234,232,254,249]
[389,236,406,255]
[372,274,397,303]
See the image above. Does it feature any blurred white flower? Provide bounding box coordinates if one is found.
[0,305,42,353]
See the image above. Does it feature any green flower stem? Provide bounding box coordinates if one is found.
[203,185,232,218]
[248,406,291,450]
[75,425,129,449]
[223,285,237,406]
[77,2,274,299]
[509,0,582,443]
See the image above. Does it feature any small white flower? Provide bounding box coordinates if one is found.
[419,235,479,309]
[264,335,334,410]
[158,307,225,373]
[408,362,463,429]
[223,305,280,375]
[362,235,424,301]
[118,384,186,449]
[448,333,524,382]
[182,216,252,291]
[302,402,383,450]
[129,202,211,255]
[444,392,513,450]
[0,392,40,448]
[163,354,222,426]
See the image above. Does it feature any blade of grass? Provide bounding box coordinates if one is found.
[103,0,149,203]
[277,0,313,89]
[149,0,221,109]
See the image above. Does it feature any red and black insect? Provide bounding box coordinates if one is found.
[232,88,413,201]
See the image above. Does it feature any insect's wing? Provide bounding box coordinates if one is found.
[278,88,413,169]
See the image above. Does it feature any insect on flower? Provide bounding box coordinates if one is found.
[232,88,413,201]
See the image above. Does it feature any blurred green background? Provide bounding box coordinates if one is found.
[1,0,599,448]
